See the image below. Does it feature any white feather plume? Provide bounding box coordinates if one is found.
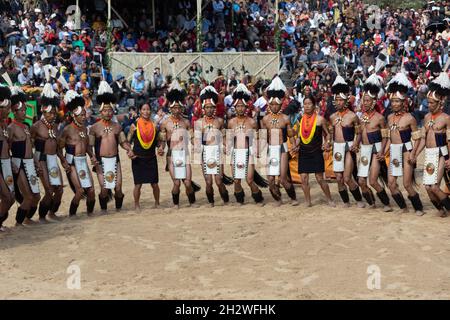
[234,83,251,96]
[365,74,382,87]
[432,72,450,89]
[98,81,113,95]
[200,85,218,96]
[64,90,80,105]
[10,86,24,96]
[169,79,182,92]
[387,72,412,89]
[267,76,287,92]
[332,75,348,87]
[41,83,58,98]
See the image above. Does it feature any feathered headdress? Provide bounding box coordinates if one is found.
[200,85,219,107]
[96,81,116,111]
[166,80,186,107]
[232,83,252,106]
[266,76,286,104]
[375,50,388,73]
[363,74,382,99]
[10,86,27,111]
[386,72,412,100]
[427,72,450,101]
[0,84,11,108]
[64,90,85,116]
[40,83,60,113]
[331,75,350,100]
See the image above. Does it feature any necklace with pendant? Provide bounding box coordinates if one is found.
[236,116,246,132]
[390,112,404,131]
[170,115,180,131]
[102,119,113,134]
[2,121,8,138]
[361,110,376,124]
[13,120,30,136]
[428,111,442,128]
[270,113,281,127]
[71,122,86,139]
[335,108,349,125]
[41,118,56,139]
[204,116,215,131]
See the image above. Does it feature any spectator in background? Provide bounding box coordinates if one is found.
[18,66,32,85]
[112,74,131,109]
[131,73,147,107]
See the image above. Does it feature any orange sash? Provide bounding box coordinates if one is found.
[136,118,156,150]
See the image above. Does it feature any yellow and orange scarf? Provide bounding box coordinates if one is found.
[136,118,156,149]
[299,112,317,145]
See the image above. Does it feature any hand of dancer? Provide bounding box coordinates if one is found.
[350,143,359,153]
[445,159,450,170]
[376,152,384,161]
[157,146,164,156]
[90,156,98,167]
[408,153,416,165]
[62,161,71,173]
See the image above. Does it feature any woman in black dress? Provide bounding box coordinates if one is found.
[128,103,161,210]
[294,96,335,207]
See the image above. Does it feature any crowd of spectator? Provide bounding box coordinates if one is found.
[1,0,450,129]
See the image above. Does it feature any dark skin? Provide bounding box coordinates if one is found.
[58,108,96,216]
[30,108,64,223]
[261,100,299,206]
[226,101,262,205]
[0,100,14,231]
[8,105,41,226]
[88,105,134,208]
[413,95,450,217]
[358,94,392,211]
[384,96,422,213]
[159,103,196,209]
[330,96,364,207]
[127,103,161,210]
[292,97,334,207]
[194,102,227,207]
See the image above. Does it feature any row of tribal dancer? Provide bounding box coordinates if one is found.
[0,70,449,231]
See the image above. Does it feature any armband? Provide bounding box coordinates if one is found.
[411,129,423,141]
[287,128,295,138]
[119,131,127,144]
[159,130,167,142]
[447,128,450,141]
[381,128,390,138]
[89,134,95,146]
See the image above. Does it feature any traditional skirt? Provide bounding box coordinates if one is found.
[132,156,159,184]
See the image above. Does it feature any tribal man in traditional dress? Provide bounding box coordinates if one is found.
[89,81,134,212]
[385,72,424,215]
[8,87,41,225]
[329,76,365,208]
[58,90,96,217]
[413,72,450,217]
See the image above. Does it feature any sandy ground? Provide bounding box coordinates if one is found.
[1,149,450,300]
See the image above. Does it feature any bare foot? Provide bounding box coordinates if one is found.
[152,202,160,209]
[69,215,80,220]
[291,200,299,206]
[39,218,51,224]
[273,201,282,207]
[383,206,393,212]
[439,210,448,218]
[402,208,409,213]
[342,202,351,208]
[356,201,366,208]
[173,205,180,210]
[48,213,63,221]
[328,200,336,207]
[209,203,214,208]
[256,202,265,207]
[305,202,312,207]
[23,218,37,225]
[415,210,425,216]
[0,226,9,232]
[15,222,25,227]
[134,204,141,211]
[189,203,200,208]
